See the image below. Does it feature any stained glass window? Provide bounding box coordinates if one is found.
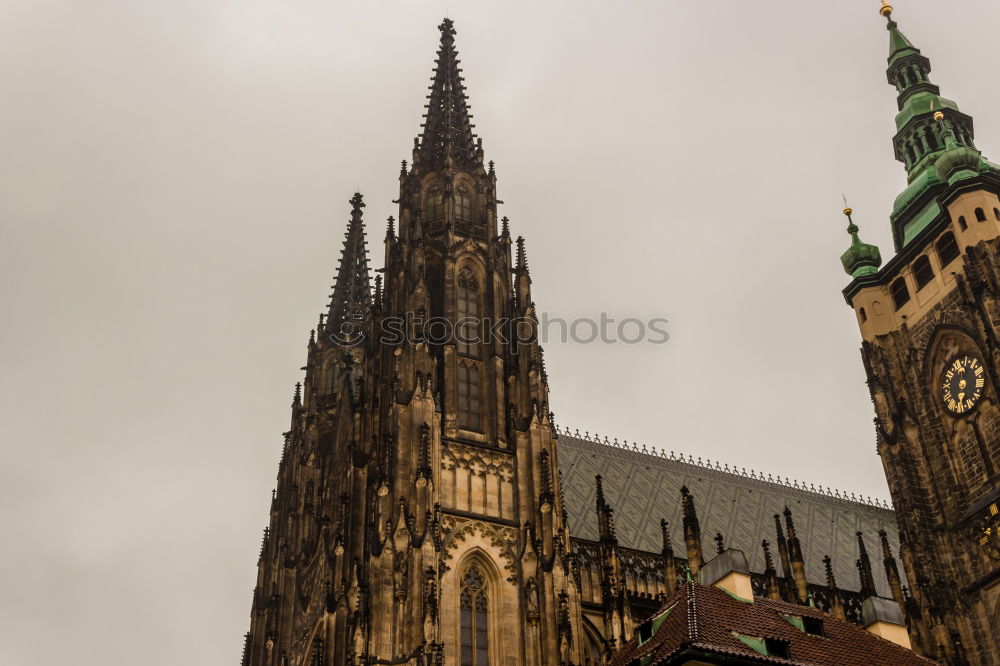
[460,564,489,666]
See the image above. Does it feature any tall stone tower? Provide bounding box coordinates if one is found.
[243,19,585,666]
[841,4,1000,664]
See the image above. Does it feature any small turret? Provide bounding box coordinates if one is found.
[840,206,882,278]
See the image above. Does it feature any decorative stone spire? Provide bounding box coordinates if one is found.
[879,528,906,611]
[415,18,478,171]
[784,506,809,604]
[773,513,793,584]
[856,531,878,598]
[327,193,372,341]
[762,540,781,601]
[681,486,704,575]
[840,205,882,278]
[660,519,678,596]
[824,554,846,620]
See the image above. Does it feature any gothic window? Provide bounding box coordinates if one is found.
[457,268,480,357]
[859,307,867,323]
[958,215,968,231]
[324,362,339,394]
[890,277,910,310]
[457,360,482,431]
[426,188,444,222]
[459,564,489,666]
[456,185,473,222]
[976,207,987,222]
[913,255,935,290]
[936,232,960,267]
[993,207,1000,221]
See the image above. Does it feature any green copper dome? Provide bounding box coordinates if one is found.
[840,210,883,278]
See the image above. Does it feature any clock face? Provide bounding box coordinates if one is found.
[941,355,986,414]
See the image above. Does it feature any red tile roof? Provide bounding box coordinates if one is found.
[608,582,938,666]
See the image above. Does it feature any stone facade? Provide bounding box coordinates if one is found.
[238,15,969,666]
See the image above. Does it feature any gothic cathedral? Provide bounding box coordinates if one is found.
[242,8,999,666]
[244,19,585,666]
[840,4,1000,664]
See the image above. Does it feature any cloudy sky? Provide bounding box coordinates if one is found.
[3,0,999,663]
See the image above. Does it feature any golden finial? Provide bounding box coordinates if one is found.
[842,194,852,217]
[933,111,945,122]
[880,1,893,18]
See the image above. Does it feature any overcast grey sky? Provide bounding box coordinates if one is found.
[2,1,999,663]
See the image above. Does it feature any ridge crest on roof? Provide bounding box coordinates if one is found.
[554,425,893,510]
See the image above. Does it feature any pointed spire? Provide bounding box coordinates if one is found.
[876,1,984,202]
[762,540,781,601]
[327,193,372,342]
[416,19,478,171]
[823,554,846,620]
[773,513,792,582]
[515,236,529,275]
[856,531,877,598]
[680,486,704,575]
[879,528,906,610]
[293,382,302,407]
[840,204,882,278]
[784,507,809,604]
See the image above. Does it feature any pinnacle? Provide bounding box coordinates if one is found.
[327,194,372,338]
[415,19,478,171]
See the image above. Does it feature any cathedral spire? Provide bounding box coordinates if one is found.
[878,2,980,188]
[856,531,877,598]
[327,193,372,341]
[415,18,478,172]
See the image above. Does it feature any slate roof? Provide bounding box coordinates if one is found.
[607,582,935,666]
[557,432,902,596]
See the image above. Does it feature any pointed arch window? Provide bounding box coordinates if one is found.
[457,268,480,357]
[426,188,444,222]
[460,564,489,666]
[456,185,473,222]
[324,361,339,395]
[976,207,987,222]
[457,360,482,431]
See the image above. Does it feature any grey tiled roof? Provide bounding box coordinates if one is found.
[557,432,902,596]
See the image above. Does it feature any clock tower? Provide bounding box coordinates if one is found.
[840,4,1000,664]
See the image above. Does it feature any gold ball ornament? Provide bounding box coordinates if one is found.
[934,111,945,122]
[880,1,894,18]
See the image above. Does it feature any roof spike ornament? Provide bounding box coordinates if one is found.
[840,203,883,278]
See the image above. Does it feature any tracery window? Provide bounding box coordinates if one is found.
[457,268,480,356]
[457,361,482,431]
[426,188,444,222]
[460,564,489,666]
[324,362,339,394]
[456,185,473,222]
